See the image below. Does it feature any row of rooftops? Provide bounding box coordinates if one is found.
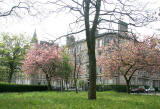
[31,20,132,46]
[66,21,136,46]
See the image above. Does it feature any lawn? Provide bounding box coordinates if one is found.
[0,91,160,109]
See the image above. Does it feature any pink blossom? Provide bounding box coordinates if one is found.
[22,44,62,76]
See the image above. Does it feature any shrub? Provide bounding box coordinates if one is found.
[0,82,48,92]
[154,87,159,92]
[96,85,126,92]
[96,85,149,92]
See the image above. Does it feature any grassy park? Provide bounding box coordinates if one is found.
[0,91,160,109]
[0,1,160,109]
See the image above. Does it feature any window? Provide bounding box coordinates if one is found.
[114,78,118,84]
[97,66,102,74]
[77,44,82,53]
[83,53,88,62]
[98,51,102,56]
[153,80,159,87]
[97,39,103,47]
[138,71,143,77]
[105,37,109,44]
[68,48,74,54]
[86,65,89,73]
[99,39,102,47]
[76,57,81,64]
[42,74,45,79]
[105,36,115,44]
[108,79,114,84]
[138,79,143,85]
[131,77,135,85]
[146,80,149,86]
[71,48,74,53]
[119,39,125,43]
[97,77,102,84]
[39,75,41,79]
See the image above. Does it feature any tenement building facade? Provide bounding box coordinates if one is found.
[66,21,160,88]
[13,22,160,88]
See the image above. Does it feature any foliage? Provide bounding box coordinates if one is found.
[96,85,126,92]
[0,69,9,82]
[56,48,73,91]
[0,82,47,92]
[78,80,85,88]
[23,44,62,90]
[0,33,30,83]
[96,85,149,92]
[58,48,73,80]
[0,66,9,82]
[0,91,160,109]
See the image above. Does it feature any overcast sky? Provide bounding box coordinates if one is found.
[0,0,160,44]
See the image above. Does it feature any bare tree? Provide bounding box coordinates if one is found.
[0,0,31,17]
[37,0,159,100]
[72,41,84,93]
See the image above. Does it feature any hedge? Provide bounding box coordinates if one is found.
[0,82,48,92]
[96,85,149,92]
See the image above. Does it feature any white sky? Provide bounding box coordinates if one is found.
[0,0,160,44]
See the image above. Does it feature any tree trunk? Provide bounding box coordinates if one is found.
[75,79,78,93]
[8,72,13,83]
[73,44,78,93]
[46,74,52,90]
[65,80,68,91]
[84,0,101,100]
[73,78,78,93]
[88,49,97,99]
[61,80,64,92]
[125,78,131,94]
[124,69,137,94]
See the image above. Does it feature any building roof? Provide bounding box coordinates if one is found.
[74,31,135,44]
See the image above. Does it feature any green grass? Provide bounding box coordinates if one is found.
[0,91,160,109]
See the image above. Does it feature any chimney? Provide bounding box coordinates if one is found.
[66,35,75,46]
[118,21,128,37]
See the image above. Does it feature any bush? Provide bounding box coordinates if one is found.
[0,82,48,92]
[96,85,149,92]
[96,85,126,92]
[154,87,159,92]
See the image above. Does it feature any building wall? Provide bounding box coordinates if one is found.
[66,33,160,88]
[26,25,160,88]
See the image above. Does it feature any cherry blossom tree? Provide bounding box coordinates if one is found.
[23,44,62,90]
[97,37,160,93]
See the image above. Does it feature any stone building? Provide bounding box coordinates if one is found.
[19,22,160,89]
[66,21,160,88]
